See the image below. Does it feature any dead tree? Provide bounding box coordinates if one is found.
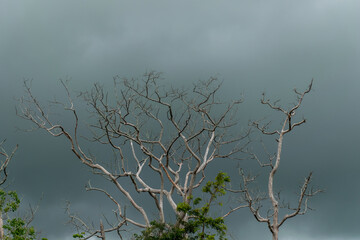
[18,72,248,238]
[239,80,321,240]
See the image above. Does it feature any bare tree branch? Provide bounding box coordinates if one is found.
[239,80,320,240]
[0,140,18,186]
[19,72,247,238]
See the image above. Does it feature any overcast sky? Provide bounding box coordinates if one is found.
[1,1,360,239]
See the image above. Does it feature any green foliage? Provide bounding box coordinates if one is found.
[133,172,230,240]
[3,218,36,240]
[72,232,85,239]
[0,190,20,214]
[202,172,230,197]
[0,189,47,240]
[133,221,186,240]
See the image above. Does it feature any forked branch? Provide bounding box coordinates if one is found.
[18,72,247,238]
[241,80,320,240]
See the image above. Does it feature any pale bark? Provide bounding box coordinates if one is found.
[19,73,248,238]
[240,80,321,240]
[100,220,105,240]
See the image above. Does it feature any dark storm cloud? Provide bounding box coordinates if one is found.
[1,0,359,239]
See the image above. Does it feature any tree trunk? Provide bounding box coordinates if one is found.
[272,227,278,240]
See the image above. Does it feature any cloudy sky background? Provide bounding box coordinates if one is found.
[1,0,360,239]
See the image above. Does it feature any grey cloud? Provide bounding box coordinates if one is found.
[1,0,359,239]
